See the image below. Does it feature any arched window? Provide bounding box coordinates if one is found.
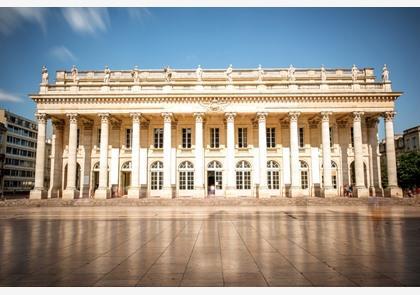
[121,161,132,171]
[150,161,163,190]
[300,160,309,189]
[93,162,100,171]
[236,160,251,190]
[267,160,280,190]
[207,161,223,190]
[179,161,194,190]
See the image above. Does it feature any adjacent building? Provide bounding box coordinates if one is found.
[0,109,51,195]
[0,122,7,196]
[29,64,403,199]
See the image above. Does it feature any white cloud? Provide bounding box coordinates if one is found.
[0,8,48,35]
[0,89,23,103]
[127,8,152,22]
[50,45,77,62]
[61,8,109,35]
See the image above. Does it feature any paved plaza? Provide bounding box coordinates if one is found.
[1,205,420,287]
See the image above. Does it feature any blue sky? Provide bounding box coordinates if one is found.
[0,7,419,139]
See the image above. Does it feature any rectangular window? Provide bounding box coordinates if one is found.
[350,127,354,147]
[76,129,80,148]
[332,175,337,189]
[182,128,192,148]
[238,128,248,148]
[329,127,333,147]
[266,127,276,148]
[267,171,280,190]
[154,128,163,148]
[215,171,222,189]
[298,127,304,148]
[179,171,194,190]
[126,128,132,148]
[301,171,308,189]
[210,128,220,148]
[97,128,101,146]
[151,171,163,190]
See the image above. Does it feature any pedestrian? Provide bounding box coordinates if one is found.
[348,184,353,198]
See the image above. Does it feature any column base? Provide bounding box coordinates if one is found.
[353,186,369,198]
[94,188,110,199]
[289,187,306,198]
[62,189,78,200]
[127,187,141,199]
[384,186,403,198]
[225,187,237,198]
[375,187,384,197]
[322,187,337,198]
[258,187,271,199]
[161,187,173,199]
[193,186,205,198]
[29,188,47,199]
[47,187,61,199]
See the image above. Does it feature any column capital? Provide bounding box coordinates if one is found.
[352,111,364,122]
[288,111,301,122]
[161,112,173,123]
[35,112,48,124]
[383,111,396,122]
[320,111,332,122]
[193,112,205,123]
[225,112,236,123]
[256,112,268,123]
[130,112,142,123]
[98,113,110,124]
[66,113,78,124]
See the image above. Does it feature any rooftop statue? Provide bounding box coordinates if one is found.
[351,64,358,82]
[41,65,48,84]
[71,65,78,83]
[382,64,390,82]
[321,65,327,82]
[104,66,111,84]
[226,64,233,83]
[131,65,140,83]
[257,64,264,82]
[288,64,295,81]
[164,66,172,83]
[196,65,203,82]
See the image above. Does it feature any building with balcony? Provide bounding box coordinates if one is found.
[29,64,403,199]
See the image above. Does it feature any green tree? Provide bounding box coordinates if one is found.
[397,152,420,189]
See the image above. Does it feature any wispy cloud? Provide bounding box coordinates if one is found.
[61,8,109,35]
[0,8,48,36]
[127,8,152,22]
[50,45,77,62]
[0,89,23,103]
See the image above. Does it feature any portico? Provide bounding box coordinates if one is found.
[30,65,403,199]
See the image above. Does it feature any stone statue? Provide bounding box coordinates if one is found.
[196,65,203,82]
[288,64,295,81]
[382,64,390,82]
[257,64,264,82]
[131,65,140,84]
[321,65,327,82]
[104,66,111,84]
[71,65,78,83]
[226,64,233,83]
[164,66,172,83]
[41,65,48,84]
[351,64,358,82]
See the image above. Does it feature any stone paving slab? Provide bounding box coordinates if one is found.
[0,196,419,207]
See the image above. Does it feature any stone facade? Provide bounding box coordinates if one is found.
[29,65,403,199]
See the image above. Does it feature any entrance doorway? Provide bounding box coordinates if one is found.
[207,161,223,197]
[120,161,132,196]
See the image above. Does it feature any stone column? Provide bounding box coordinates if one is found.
[257,112,269,198]
[47,120,64,199]
[289,112,301,197]
[352,112,369,197]
[30,113,48,199]
[194,112,205,198]
[128,113,141,198]
[162,112,173,199]
[321,112,335,197]
[63,113,79,199]
[383,111,403,198]
[225,112,236,197]
[95,113,110,199]
[367,117,384,197]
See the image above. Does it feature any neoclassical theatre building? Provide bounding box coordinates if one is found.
[29,64,403,199]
